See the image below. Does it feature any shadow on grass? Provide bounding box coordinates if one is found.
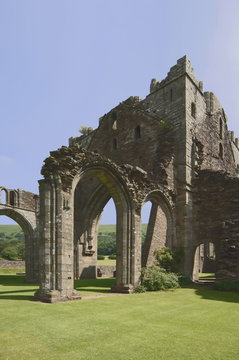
[74,278,116,294]
[0,275,115,301]
[184,283,239,304]
[0,275,38,301]
[0,290,37,302]
[2,275,238,304]
[0,275,35,287]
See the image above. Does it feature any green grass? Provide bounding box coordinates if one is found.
[0,274,239,360]
[199,273,216,279]
[0,267,25,275]
[97,255,116,266]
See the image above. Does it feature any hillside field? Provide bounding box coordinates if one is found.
[0,224,148,235]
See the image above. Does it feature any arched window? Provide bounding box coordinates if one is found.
[113,138,117,150]
[135,125,141,140]
[191,102,196,118]
[219,117,223,139]
[0,189,7,204]
[111,111,117,130]
[10,191,15,206]
[219,143,223,159]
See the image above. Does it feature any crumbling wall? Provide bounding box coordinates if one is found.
[193,170,239,280]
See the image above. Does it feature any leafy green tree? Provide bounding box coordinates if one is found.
[1,246,18,260]
[17,244,25,260]
[97,233,116,255]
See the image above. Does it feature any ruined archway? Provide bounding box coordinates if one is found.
[72,165,138,292]
[35,145,150,302]
[74,178,115,280]
[192,242,216,281]
[0,208,37,283]
[141,190,174,268]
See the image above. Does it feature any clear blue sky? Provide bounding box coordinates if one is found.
[1,0,239,224]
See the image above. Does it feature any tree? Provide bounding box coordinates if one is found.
[1,246,18,260]
[17,244,25,260]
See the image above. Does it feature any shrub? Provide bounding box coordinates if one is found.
[214,281,239,292]
[79,126,94,136]
[154,246,185,272]
[108,254,116,260]
[134,285,147,293]
[142,266,180,291]
[154,247,173,272]
[178,274,192,286]
[97,255,105,260]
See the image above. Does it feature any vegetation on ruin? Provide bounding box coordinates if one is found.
[136,247,187,293]
[79,125,94,136]
[154,246,185,272]
[0,273,239,360]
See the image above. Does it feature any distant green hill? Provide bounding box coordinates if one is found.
[0,223,148,258]
[0,224,148,235]
[0,225,23,236]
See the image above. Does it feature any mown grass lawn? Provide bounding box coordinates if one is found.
[0,274,238,360]
[97,255,116,266]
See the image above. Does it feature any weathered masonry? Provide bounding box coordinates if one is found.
[1,56,239,302]
[0,186,39,283]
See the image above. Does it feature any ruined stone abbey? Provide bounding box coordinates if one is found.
[1,56,239,302]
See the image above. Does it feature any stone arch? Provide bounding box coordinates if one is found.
[141,190,174,267]
[74,181,111,279]
[0,187,8,204]
[9,190,18,206]
[72,164,138,292]
[192,241,216,281]
[35,149,143,302]
[0,208,37,283]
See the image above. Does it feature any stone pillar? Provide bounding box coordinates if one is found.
[111,205,141,293]
[34,177,81,303]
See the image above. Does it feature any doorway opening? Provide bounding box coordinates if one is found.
[193,242,216,281]
[97,198,116,277]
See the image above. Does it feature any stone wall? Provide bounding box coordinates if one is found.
[97,265,116,278]
[193,170,239,280]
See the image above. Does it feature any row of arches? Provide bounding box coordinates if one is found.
[1,155,219,302]
[0,187,17,206]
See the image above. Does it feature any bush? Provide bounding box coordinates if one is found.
[154,247,173,272]
[134,285,147,293]
[214,281,239,292]
[97,255,105,260]
[142,266,180,291]
[178,274,191,286]
[108,254,116,260]
[154,246,184,272]
[79,126,94,136]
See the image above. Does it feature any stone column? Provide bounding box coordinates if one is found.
[112,204,141,293]
[34,176,81,303]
